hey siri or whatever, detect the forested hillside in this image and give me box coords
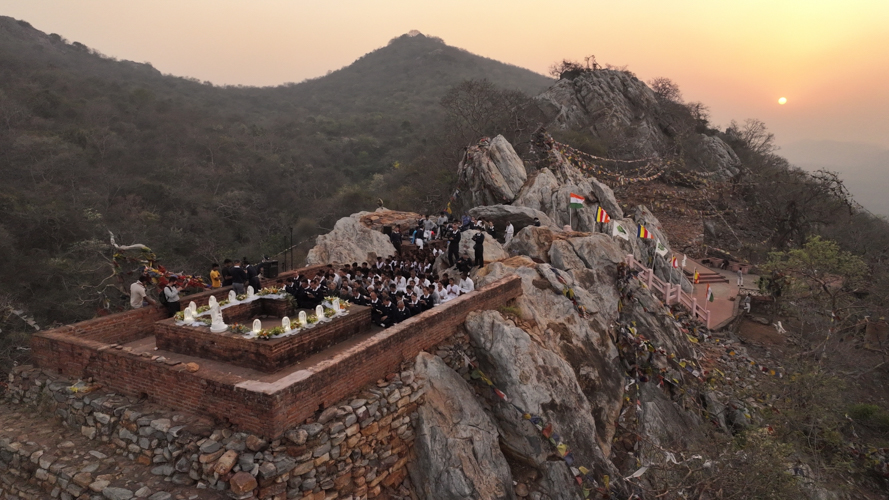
[0,18,550,326]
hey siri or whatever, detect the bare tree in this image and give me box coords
[648,77,683,103]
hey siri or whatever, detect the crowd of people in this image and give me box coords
[281,252,476,329]
[131,212,521,328]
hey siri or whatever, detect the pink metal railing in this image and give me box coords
[625,255,712,329]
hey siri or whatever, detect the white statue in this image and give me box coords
[183,308,194,322]
[188,301,197,315]
[228,290,237,303]
[332,298,340,313]
[208,296,217,309]
[282,316,291,331]
[209,304,228,333]
[247,286,255,298]
[315,304,324,321]
[252,319,262,334]
[298,310,307,327]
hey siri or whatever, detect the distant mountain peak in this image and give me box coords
[406,30,423,37]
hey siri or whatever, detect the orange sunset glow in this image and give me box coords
[3,0,888,148]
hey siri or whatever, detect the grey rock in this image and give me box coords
[102,487,134,500]
[408,352,514,500]
[306,210,397,265]
[456,134,528,209]
[198,440,221,454]
[147,493,171,500]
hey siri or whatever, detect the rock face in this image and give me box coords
[454,229,509,263]
[306,210,396,265]
[456,135,528,209]
[535,70,667,157]
[468,204,559,233]
[534,70,740,179]
[410,352,515,500]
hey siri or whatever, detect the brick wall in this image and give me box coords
[155,306,371,373]
[30,274,522,438]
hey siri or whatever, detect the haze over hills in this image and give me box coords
[0,16,551,323]
[781,139,889,217]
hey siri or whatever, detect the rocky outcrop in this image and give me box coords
[504,226,561,262]
[456,135,528,209]
[468,204,559,233]
[455,229,509,263]
[514,164,622,233]
[306,211,396,265]
[410,352,515,500]
[535,70,666,157]
[535,70,740,179]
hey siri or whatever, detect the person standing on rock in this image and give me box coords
[504,221,514,245]
[390,226,403,255]
[534,217,541,227]
[447,223,462,267]
[472,231,485,268]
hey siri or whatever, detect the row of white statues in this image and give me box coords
[182,292,343,338]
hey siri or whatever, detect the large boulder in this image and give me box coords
[465,310,622,484]
[514,165,623,234]
[409,352,515,500]
[469,204,559,235]
[456,135,528,209]
[455,229,508,263]
[504,226,560,263]
[306,211,395,265]
[474,262,624,461]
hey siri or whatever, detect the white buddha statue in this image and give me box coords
[209,304,227,333]
[282,316,291,332]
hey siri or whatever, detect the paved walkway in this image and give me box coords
[681,258,760,330]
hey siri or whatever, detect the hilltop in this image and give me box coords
[0,17,550,325]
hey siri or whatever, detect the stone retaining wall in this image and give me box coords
[4,330,472,500]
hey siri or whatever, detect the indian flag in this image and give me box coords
[637,225,653,239]
[569,193,585,209]
[595,206,611,223]
[706,284,714,302]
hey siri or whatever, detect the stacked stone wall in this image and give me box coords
[4,331,474,499]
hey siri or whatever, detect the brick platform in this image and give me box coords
[30,274,522,438]
[155,305,371,373]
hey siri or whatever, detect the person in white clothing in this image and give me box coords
[504,222,514,245]
[458,272,474,294]
[445,278,461,302]
[130,275,156,309]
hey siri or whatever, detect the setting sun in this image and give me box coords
[778,97,787,105]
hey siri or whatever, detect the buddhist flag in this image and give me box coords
[655,239,668,256]
[693,268,700,284]
[671,255,679,268]
[595,206,611,223]
[637,225,653,239]
[707,284,714,302]
[569,193,585,209]
[612,222,630,241]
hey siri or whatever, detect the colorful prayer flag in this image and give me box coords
[595,206,611,223]
[655,239,668,256]
[569,193,585,209]
[637,225,653,239]
[707,284,714,302]
[671,255,679,268]
[612,222,630,241]
[693,268,700,284]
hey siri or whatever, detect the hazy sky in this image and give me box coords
[3,0,889,149]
